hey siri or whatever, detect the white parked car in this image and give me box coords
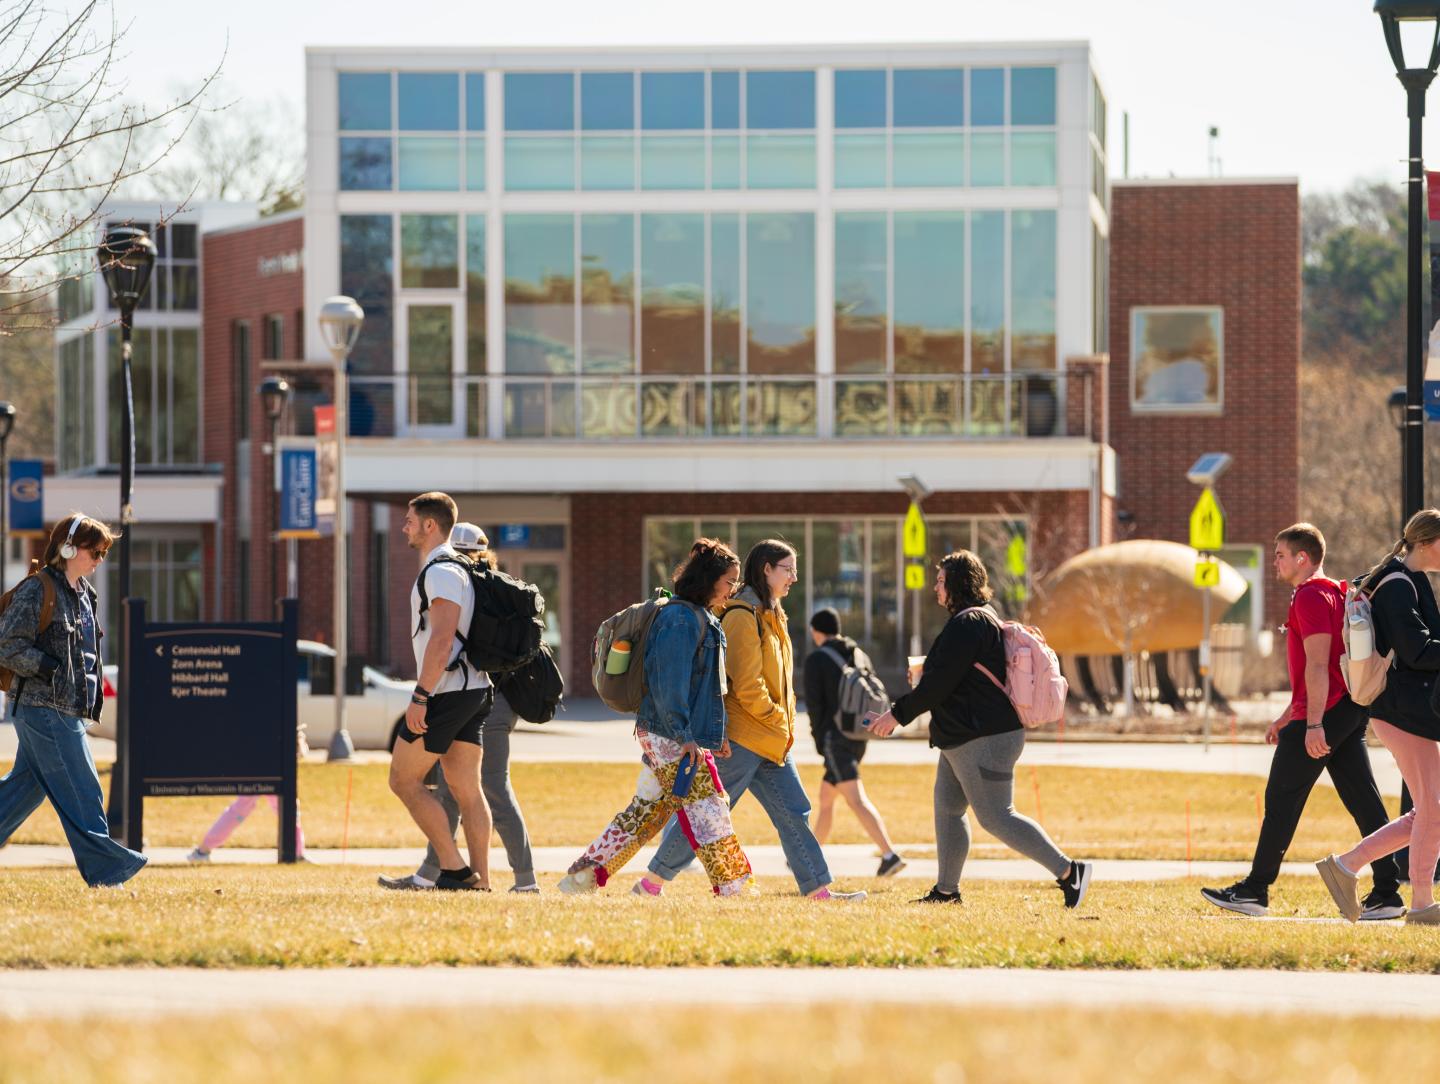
[94,640,418,751]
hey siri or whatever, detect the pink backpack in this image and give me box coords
[959,607,1069,729]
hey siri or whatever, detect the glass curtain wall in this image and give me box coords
[502,68,815,192]
[104,327,200,466]
[340,71,485,192]
[501,211,818,439]
[834,65,1057,189]
[833,209,1055,437]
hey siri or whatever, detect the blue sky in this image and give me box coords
[117,0,1417,195]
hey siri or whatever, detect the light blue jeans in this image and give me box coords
[649,742,831,896]
[0,702,147,886]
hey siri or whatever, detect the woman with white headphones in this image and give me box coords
[0,513,147,886]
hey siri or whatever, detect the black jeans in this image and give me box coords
[1249,696,1399,893]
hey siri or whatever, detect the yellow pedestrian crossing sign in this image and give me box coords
[1189,487,1225,553]
[1194,560,1220,588]
[903,502,927,559]
[905,563,926,590]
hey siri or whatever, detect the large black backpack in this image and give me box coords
[495,642,564,723]
[416,556,545,676]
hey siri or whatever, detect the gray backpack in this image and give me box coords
[819,644,890,741]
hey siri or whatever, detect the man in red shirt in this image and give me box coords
[1202,523,1402,919]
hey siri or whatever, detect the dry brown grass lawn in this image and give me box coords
[1,867,1438,971]
[1,760,1384,862]
[4,1002,1440,1083]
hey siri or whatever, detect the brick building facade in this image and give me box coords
[1108,179,1301,631]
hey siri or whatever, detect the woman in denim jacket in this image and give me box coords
[0,514,147,886]
[559,539,752,896]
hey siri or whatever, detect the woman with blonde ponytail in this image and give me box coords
[1317,509,1440,924]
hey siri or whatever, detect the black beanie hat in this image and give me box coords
[809,607,841,636]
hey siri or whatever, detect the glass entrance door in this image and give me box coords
[401,298,463,437]
[498,552,567,676]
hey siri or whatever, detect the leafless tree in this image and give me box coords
[132,84,303,215]
[0,0,219,329]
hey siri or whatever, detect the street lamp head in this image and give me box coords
[1389,385,1408,430]
[318,296,365,357]
[96,227,157,314]
[1376,0,1440,74]
[0,401,15,443]
[258,377,292,424]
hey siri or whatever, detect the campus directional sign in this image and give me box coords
[903,502,927,559]
[1189,487,1225,553]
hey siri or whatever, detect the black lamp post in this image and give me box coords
[259,376,292,613]
[0,401,15,593]
[1376,0,1440,521]
[97,226,156,838]
[1390,384,1408,534]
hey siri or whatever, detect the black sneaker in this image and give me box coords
[1200,881,1268,917]
[913,885,962,904]
[1359,888,1406,921]
[434,872,490,892]
[1057,860,1093,910]
[876,853,908,878]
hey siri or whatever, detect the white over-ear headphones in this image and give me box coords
[58,514,85,561]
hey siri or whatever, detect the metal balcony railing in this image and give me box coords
[342,369,1097,443]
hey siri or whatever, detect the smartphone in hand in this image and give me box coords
[672,753,698,798]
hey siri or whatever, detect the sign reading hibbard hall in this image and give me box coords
[119,599,299,860]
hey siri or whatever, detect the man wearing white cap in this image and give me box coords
[379,522,538,892]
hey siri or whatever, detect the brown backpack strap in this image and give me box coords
[36,573,55,634]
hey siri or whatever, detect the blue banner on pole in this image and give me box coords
[279,448,318,536]
[1427,379,1440,423]
[7,459,43,533]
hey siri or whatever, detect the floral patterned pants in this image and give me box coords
[569,730,751,896]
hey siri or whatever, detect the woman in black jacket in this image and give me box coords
[1317,510,1440,924]
[868,550,1090,909]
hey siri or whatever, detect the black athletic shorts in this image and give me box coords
[397,687,493,754]
[820,729,867,785]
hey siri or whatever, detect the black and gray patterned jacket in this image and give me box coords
[0,566,104,721]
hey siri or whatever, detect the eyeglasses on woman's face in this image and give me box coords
[772,562,798,580]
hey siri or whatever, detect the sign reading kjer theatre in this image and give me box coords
[118,599,300,861]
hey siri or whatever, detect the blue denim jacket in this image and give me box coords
[635,601,727,749]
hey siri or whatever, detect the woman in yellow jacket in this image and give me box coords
[638,539,867,902]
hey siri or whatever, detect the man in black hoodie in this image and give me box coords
[804,608,905,877]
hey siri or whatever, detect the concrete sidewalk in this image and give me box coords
[0,841,1322,885]
[3,966,1439,1021]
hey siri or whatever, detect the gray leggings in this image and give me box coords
[417,699,535,887]
[935,728,1070,893]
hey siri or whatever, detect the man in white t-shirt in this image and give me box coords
[387,491,494,891]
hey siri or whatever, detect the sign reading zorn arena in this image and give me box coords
[119,599,299,861]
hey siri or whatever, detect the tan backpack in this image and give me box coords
[1340,571,1414,707]
[591,593,706,713]
[0,562,57,694]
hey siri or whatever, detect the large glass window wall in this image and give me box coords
[104,327,201,466]
[339,71,486,192]
[503,68,815,192]
[833,208,1057,437]
[501,210,816,438]
[834,66,1057,189]
[338,204,1062,440]
[644,515,1029,677]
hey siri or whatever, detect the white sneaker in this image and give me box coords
[509,883,540,894]
[185,848,210,864]
[816,888,867,902]
[557,868,598,895]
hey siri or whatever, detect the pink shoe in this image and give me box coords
[631,877,663,897]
